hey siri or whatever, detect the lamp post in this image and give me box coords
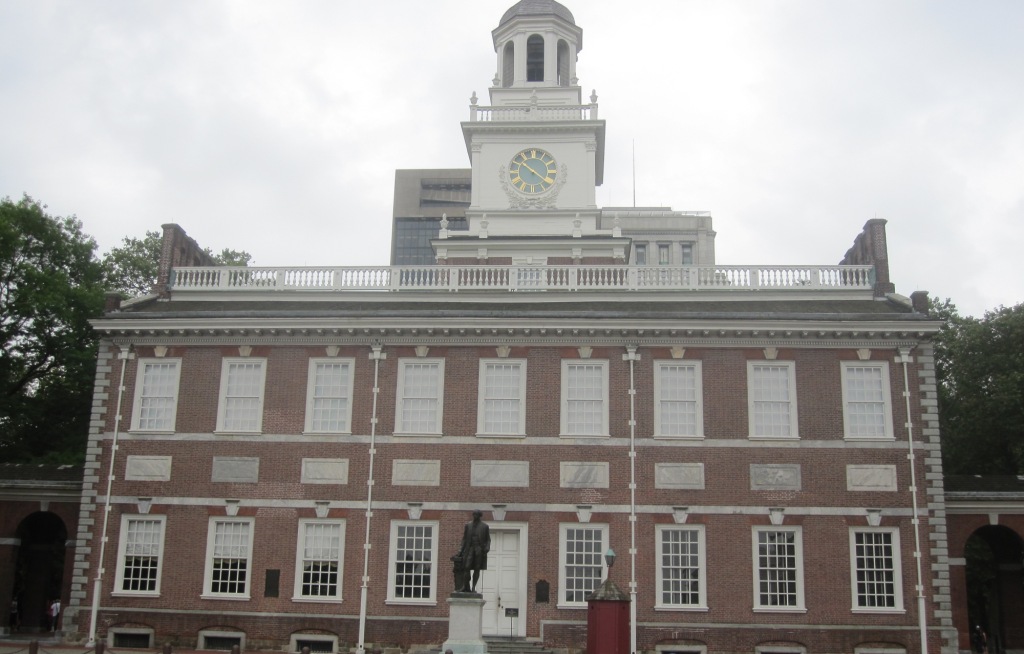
[604,547,616,577]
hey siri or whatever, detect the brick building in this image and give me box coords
[52,2,1017,654]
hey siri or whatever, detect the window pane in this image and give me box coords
[757,530,798,607]
[854,531,897,608]
[563,527,603,603]
[846,366,887,437]
[122,518,163,592]
[394,524,433,599]
[211,521,250,594]
[566,364,604,435]
[400,363,440,433]
[311,362,351,432]
[660,528,700,606]
[483,362,521,433]
[659,364,698,436]
[301,522,342,598]
[751,365,792,436]
[222,362,263,431]
[137,362,178,430]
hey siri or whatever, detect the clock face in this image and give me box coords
[508,148,557,194]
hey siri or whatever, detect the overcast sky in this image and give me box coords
[2,0,1022,317]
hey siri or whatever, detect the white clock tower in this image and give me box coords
[436,0,627,265]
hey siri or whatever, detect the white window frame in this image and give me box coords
[386,520,439,605]
[841,361,895,440]
[849,527,905,613]
[113,514,166,596]
[130,358,181,432]
[215,358,267,433]
[558,523,608,609]
[657,242,671,265]
[635,243,648,265]
[477,358,527,437]
[560,360,610,438]
[747,361,799,439]
[655,524,707,610]
[654,361,704,439]
[395,358,445,435]
[293,519,346,602]
[304,358,355,434]
[202,517,255,599]
[752,526,805,612]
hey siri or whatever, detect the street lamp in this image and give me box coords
[604,547,616,575]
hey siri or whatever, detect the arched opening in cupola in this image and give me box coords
[526,34,544,82]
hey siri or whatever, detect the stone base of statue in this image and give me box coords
[441,592,487,654]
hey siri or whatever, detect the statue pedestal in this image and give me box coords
[441,592,487,654]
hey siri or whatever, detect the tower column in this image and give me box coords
[544,30,557,84]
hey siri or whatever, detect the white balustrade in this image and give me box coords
[470,104,596,122]
[169,264,874,294]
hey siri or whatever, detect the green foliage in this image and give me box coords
[933,298,1024,475]
[102,233,252,297]
[0,196,106,463]
[207,247,252,267]
[102,230,161,296]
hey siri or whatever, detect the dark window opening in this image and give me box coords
[113,633,153,648]
[295,640,334,654]
[527,35,544,82]
[202,636,242,651]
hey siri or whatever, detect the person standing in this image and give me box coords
[48,598,61,632]
[8,598,18,633]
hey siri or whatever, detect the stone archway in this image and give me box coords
[12,512,68,633]
[963,525,1024,654]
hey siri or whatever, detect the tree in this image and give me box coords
[102,231,252,296]
[0,196,106,463]
[933,298,1024,475]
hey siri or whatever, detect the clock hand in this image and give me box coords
[520,161,545,179]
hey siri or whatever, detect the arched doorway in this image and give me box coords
[964,525,1024,654]
[12,512,67,633]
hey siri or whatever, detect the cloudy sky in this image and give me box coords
[2,0,1022,317]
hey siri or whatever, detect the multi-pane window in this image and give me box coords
[217,359,266,433]
[658,243,671,265]
[850,528,903,611]
[655,361,703,438]
[131,359,181,431]
[114,516,165,595]
[635,244,648,265]
[559,524,607,607]
[561,361,609,437]
[388,521,437,603]
[842,362,894,439]
[748,362,798,438]
[395,360,444,434]
[478,360,526,436]
[680,242,694,265]
[656,526,706,608]
[753,527,804,610]
[294,520,345,600]
[305,359,354,433]
[204,519,253,598]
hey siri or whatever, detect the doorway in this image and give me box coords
[479,526,527,638]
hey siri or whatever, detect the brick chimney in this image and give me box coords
[152,224,217,298]
[840,219,895,298]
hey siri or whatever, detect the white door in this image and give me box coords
[480,530,521,636]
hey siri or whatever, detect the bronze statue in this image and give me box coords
[453,509,490,593]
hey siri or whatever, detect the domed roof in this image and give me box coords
[498,0,576,27]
